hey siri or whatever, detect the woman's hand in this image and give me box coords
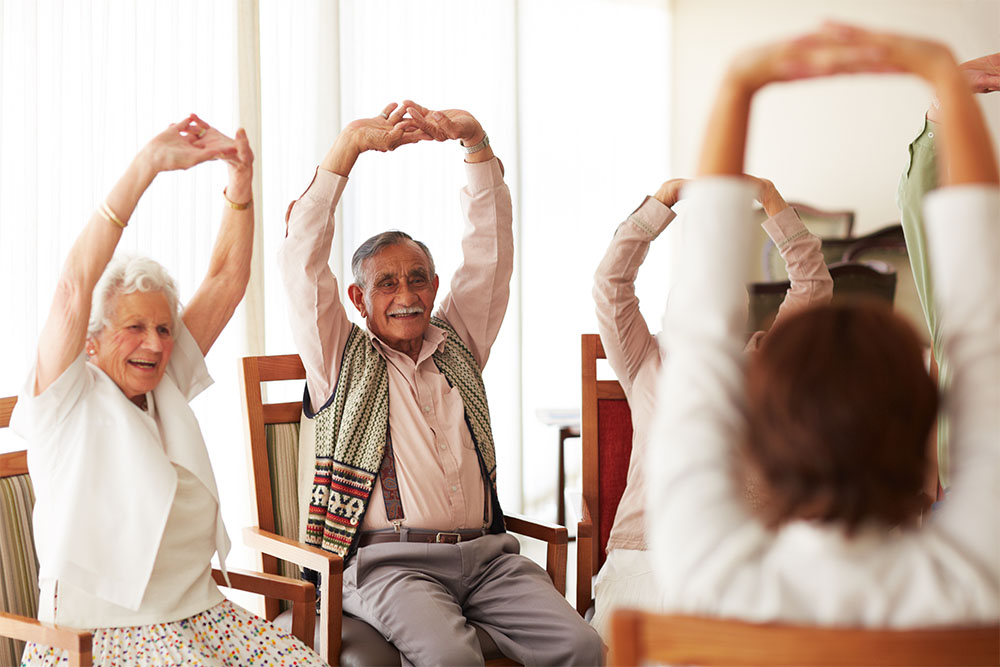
[139,114,236,175]
[746,176,789,218]
[185,115,254,203]
[653,178,688,208]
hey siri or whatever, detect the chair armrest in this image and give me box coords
[0,612,92,666]
[576,497,595,617]
[242,526,342,664]
[213,567,314,602]
[243,526,343,575]
[213,567,315,648]
[504,513,568,545]
[503,513,567,596]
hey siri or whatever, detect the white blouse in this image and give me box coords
[646,179,998,626]
[12,323,231,625]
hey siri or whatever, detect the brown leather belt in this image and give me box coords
[357,529,487,548]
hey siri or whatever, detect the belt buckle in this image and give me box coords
[435,531,462,544]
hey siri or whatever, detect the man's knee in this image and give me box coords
[398,630,484,667]
[546,621,604,666]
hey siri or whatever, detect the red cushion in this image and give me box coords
[596,399,633,567]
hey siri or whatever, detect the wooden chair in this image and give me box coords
[576,334,633,618]
[760,202,856,280]
[240,353,569,666]
[608,608,1000,666]
[748,259,897,333]
[0,396,315,667]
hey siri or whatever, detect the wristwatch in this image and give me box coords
[461,133,490,154]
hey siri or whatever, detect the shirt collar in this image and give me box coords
[367,321,448,365]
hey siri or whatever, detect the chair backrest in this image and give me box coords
[579,335,633,612]
[240,354,308,622]
[0,396,40,666]
[749,260,897,333]
[609,609,1000,666]
[761,203,856,280]
[844,224,928,345]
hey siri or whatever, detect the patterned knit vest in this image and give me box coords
[304,317,504,557]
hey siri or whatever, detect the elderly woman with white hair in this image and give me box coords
[11,116,325,665]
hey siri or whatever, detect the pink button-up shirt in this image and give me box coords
[278,159,513,532]
[594,196,833,552]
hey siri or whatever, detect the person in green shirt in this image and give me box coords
[898,52,999,491]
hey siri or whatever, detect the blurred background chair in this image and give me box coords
[576,334,633,618]
[749,260,897,333]
[0,396,316,667]
[241,353,568,666]
[608,608,1000,666]
[844,224,927,345]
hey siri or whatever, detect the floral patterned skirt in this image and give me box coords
[21,600,326,666]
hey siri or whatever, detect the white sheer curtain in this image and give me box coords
[0,0,267,607]
[1,0,672,570]
[258,0,672,516]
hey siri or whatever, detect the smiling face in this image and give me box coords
[89,289,175,405]
[348,241,439,361]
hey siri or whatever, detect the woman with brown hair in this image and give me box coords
[646,24,998,625]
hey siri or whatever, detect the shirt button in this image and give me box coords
[927,132,934,138]
[451,485,458,492]
[349,517,359,526]
[423,405,431,413]
[439,443,447,451]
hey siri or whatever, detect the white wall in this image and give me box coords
[670,0,1000,233]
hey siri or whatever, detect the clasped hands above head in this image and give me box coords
[343,100,486,154]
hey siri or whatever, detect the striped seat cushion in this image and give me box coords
[0,472,38,666]
[266,421,301,585]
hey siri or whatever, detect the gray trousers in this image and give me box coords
[342,533,604,666]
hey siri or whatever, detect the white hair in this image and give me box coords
[87,255,181,338]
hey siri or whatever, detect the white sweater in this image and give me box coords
[646,179,999,626]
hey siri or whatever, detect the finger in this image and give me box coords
[380,102,398,120]
[402,99,428,115]
[387,103,408,125]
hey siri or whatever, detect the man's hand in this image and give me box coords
[652,179,687,208]
[401,100,485,145]
[321,102,422,177]
[927,52,1000,122]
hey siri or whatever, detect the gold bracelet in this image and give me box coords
[223,187,252,211]
[100,201,127,229]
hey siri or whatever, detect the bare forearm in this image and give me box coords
[697,82,754,177]
[321,129,361,177]
[932,69,999,185]
[36,154,158,393]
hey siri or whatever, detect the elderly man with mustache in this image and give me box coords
[279,101,601,666]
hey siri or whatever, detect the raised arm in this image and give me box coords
[400,102,513,367]
[750,177,832,339]
[837,26,999,186]
[279,103,423,410]
[593,179,683,394]
[35,116,230,396]
[182,117,255,355]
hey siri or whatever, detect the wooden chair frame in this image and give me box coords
[241,353,569,666]
[576,334,629,617]
[0,397,316,666]
[609,608,1000,666]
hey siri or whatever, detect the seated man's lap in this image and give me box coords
[343,533,602,665]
